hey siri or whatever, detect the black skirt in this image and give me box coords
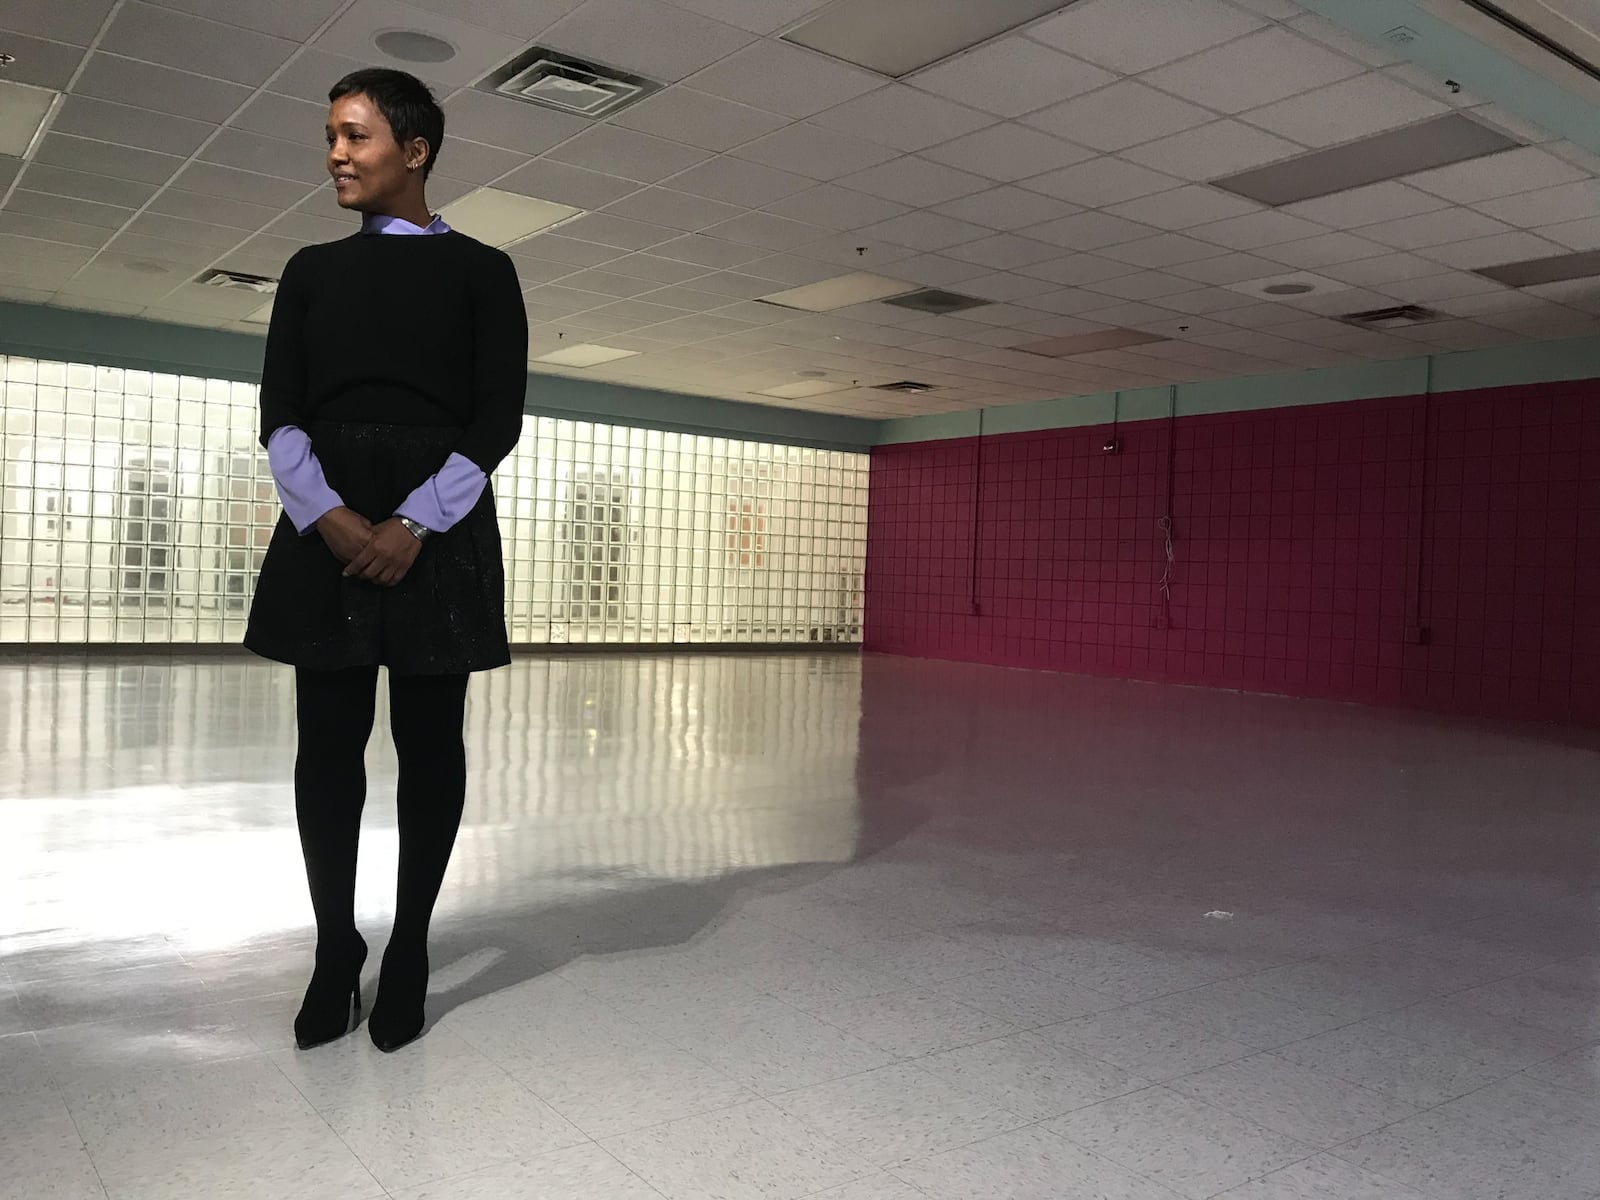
[245,420,510,676]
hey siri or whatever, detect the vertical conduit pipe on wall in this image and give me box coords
[968,406,985,617]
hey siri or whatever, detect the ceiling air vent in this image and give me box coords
[881,288,988,315]
[1337,304,1445,329]
[876,380,935,393]
[480,46,658,117]
[197,268,277,294]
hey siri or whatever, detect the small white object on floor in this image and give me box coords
[1204,910,1235,920]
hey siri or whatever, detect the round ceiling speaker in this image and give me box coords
[374,30,457,63]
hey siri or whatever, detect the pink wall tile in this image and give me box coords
[865,380,1600,725]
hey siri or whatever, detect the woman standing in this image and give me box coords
[245,68,528,1052]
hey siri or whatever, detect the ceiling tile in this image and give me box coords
[228,91,329,145]
[593,252,712,283]
[1027,0,1265,74]
[1167,252,1289,285]
[555,212,679,250]
[0,31,87,89]
[686,40,882,120]
[1405,146,1586,204]
[668,156,813,207]
[106,230,226,267]
[729,123,900,182]
[1474,180,1600,227]
[441,90,588,156]
[1421,231,1566,271]
[554,268,662,298]
[1097,233,1228,269]
[855,211,993,252]
[763,183,911,228]
[920,124,1094,183]
[1281,181,1450,228]
[33,134,185,187]
[1359,207,1513,250]
[201,129,328,184]
[1379,272,1507,305]
[812,86,995,153]
[1104,185,1261,230]
[1023,81,1212,153]
[101,1,296,86]
[1318,251,1450,286]
[1023,158,1182,207]
[601,187,746,231]
[22,165,156,209]
[73,53,254,123]
[703,211,825,251]
[1085,270,1200,301]
[1188,210,1327,250]
[1015,254,1142,287]
[1144,28,1365,115]
[658,0,830,34]
[7,191,134,232]
[931,186,1080,231]
[836,157,990,206]
[958,272,1060,302]
[1120,121,1304,182]
[1242,72,1447,149]
[1259,231,1390,270]
[143,188,276,230]
[799,231,917,267]
[0,212,113,249]
[1537,215,1600,252]
[1023,211,1159,251]
[497,159,642,209]
[612,87,789,154]
[534,0,756,82]
[908,36,1114,118]
[392,0,583,38]
[1286,12,1401,69]
[2,0,117,44]
[888,254,993,287]
[50,95,213,159]
[740,253,840,284]
[545,125,711,183]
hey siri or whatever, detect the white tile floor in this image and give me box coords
[2,651,1599,1199]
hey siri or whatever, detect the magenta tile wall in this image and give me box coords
[865,380,1600,724]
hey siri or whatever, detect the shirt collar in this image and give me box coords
[360,211,451,236]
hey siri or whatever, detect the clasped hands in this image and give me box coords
[316,506,420,587]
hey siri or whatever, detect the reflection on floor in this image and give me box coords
[2,652,1598,1200]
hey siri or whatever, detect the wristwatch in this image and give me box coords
[397,516,432,542]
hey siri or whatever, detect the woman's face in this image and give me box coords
[325,92,423,212]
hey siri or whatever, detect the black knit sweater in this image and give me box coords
[257,230,530,473]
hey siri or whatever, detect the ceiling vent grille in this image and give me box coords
[1337,304,1445,329]
[880,288,988,315]
[876,380,935,393]
[481,47,658,117]
[197,268,277,294]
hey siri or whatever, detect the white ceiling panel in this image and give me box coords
[1023,211,1161,251]
[1473,180,1600,227]
[441,90,589,155]
[1105,185,1262,230]
[729,123,899,181]
[836,157,991,207]
[394,0,584,38]
[921,124,1094,183]
[685,40,882,119]
[1190,210,1327,249]
[1022,158,1182,207]
[1027,0,1266,74]
[545,125,712,183]
[1280,181,1449,228]
[102,1,298,87]
[1143,27,1364,115]
[668,156,813,207]
[908,36,1115,118]
[1097,233,1229,269]
[1024,81,1212,153]
[73,53,253,123]
[601,187,745,232]
[1406,146,1587,204]
[763,183,911,229]
[1420,231,1566,271]
[812,86,995,153]
[1360,207,1515,250]
[855,212,995,252]
[1120,121,1305,181]
[1241,72,1447,148]
[610,88,788,153]
[1258,231,1389,270]
[537,0,756,82]
[932,187,1080,230]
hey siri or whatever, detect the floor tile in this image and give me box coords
[1215,1152,1431,1198]
[916,1030,1149,1120]
[770,1062,1027,1167]
[321,1071,586,1192]
[1368,995,1584,1072]
[517,1040,757,1138]
[1049,1086,1314,1200]
[387,1143,662,1199]
[1524,1040,1600,1097]
[801,987,1018,1059]
[602,1098,876,1200]
[667,999,898,1093]
[268,1025,508,1113]
[15,963,210,1032]
[1450,973,1600,1040]
[1037,939,1216,1003]
[1275,1021,1512,1107]
[1038,1006,1254,1081]
[1167,1052,1416,1147]
[893,1124,1182,1199]
[1144,977,1352,1049]
[931,963,1119,1028]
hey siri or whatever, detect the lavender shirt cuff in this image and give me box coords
[394,453,487,532]
[267,426,343,534]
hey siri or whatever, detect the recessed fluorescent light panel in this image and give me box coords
[758,380,856,398]
[1475,248,1600,287]
[1018,328,1168,357]
[533,344,639,367]
[757,272,918,312]
[439,188,582,248]
[0,79,61,158]
[783,0,1076,78]
[1212,114,1518,206]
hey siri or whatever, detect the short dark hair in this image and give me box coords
[329,68,445,178]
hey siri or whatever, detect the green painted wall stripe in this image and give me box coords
[875,335,1600,445]
[0,301,879,452]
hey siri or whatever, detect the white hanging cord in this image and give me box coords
[1157,514,1174,603]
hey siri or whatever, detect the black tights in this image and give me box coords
[294,666,469,956]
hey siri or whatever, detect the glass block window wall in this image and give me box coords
[0,356,867,646]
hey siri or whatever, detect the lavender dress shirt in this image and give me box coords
[266,210,491,535]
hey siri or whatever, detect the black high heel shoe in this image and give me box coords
[294,934,367,1051]
[368,943,428,1053]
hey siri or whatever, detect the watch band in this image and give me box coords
[397,516,432,542]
